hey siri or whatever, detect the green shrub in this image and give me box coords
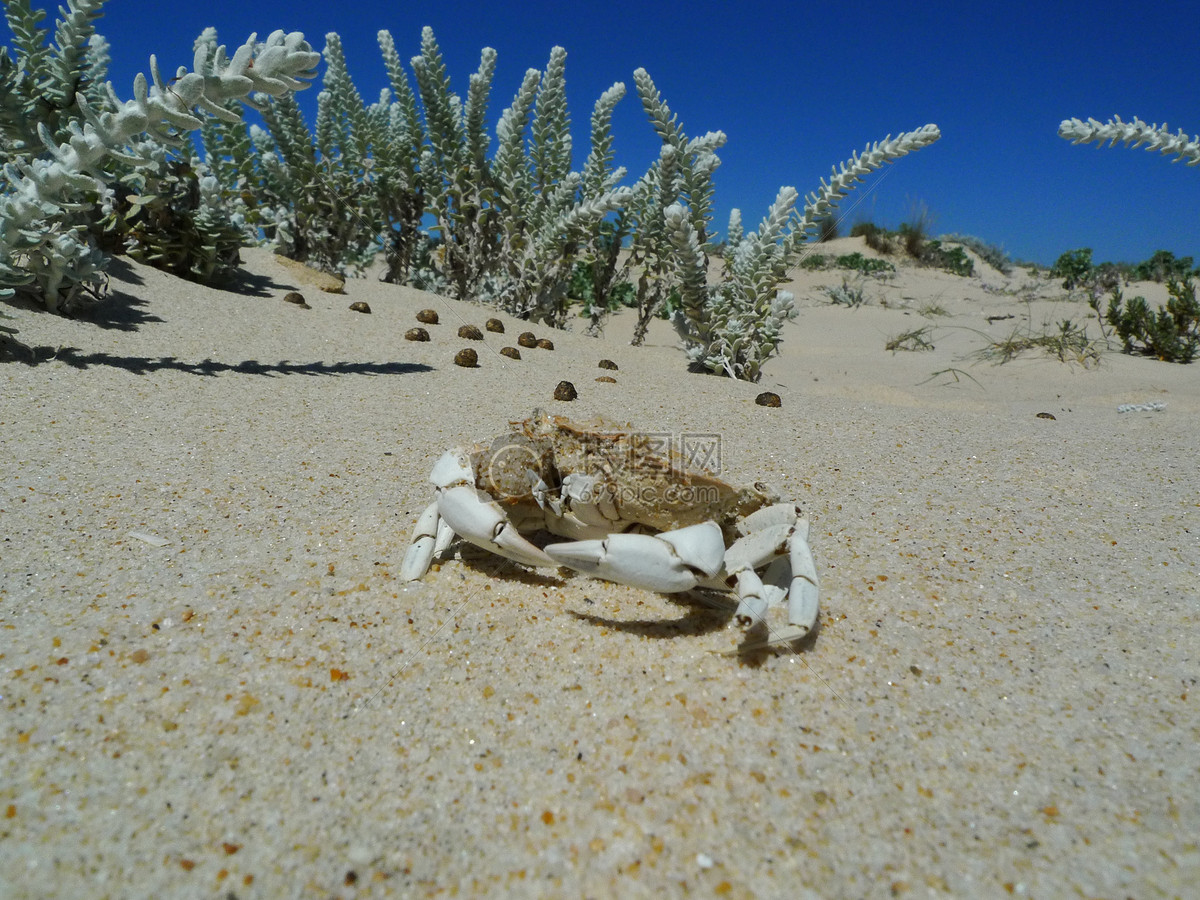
[1131,250,1197,283]
[921,241,974,277]
[1104,278,1200,362]
[834,251,893,275]
[97,155,247,284]
[941,233,1012,275]
[1050,248,1094,290]
[798,252,828,270]
[852,221,896,255]
[570,259,635,321]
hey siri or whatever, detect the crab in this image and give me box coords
[401,409,819,643]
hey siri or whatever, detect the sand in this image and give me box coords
[2,242,1197,897]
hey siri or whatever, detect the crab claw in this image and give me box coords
[544,521,724,593]
[438,484,556,569]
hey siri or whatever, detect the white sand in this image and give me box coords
[2,243,1197,897]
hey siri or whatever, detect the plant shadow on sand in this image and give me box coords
[1,255,294,336]
[0,264,159,334]
[2,346,432,376]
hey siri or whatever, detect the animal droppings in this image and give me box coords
[596,375,617,383]
[416,309,439,324]
[458,324,483,339]
[553,381,578,401]
[282,291,310,308]
[454,348,479,367]
[486,318,505,333]
[598,359,618,370]
[1035,411,1056,420]
[500,347,521,360]
[517,332,539,348]
[349,301,371,314]
[536,339,555,351]
[755,392,782,407]
[405,327,430,342]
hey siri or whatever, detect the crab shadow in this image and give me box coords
[567,583,820,664]
[567,590,734,642]
[453,553,569,589]
[448,553,818,663]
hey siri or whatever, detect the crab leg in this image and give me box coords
[401,501,442,581]
[720,505,820,635]
[399,501,461,581]
[787,527,819,633]
[544,521,725,593]
[732,569,769,625]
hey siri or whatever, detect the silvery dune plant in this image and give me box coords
[409,27,630,324]
[1058,115,1200,167]
[2,4,945,386]
[622,67,725,346]
[208,28,426,280]
[0,0,319,312]
[667,126,942,381]
[486,48,632,327]
[240,31,388,276]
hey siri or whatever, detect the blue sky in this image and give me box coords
[7,0,1200,265]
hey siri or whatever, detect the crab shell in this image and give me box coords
[471,409,777,542]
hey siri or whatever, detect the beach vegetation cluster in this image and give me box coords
[0,0,320,312]
[849,220,974,277]
[1050,246,1200,362]
[939,233,1013,275]
[1129,249,1198,283]
[667,123,941,381]
[796,251,895,275]
[1049,248,1096,290]
[1104,278,1200,363]
[0,1,941,381]
[978,316,1102,367]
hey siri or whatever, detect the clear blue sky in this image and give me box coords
[7,0,1200,265]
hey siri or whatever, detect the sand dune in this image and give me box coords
[2,243,1197,896]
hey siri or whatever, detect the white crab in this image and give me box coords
[401,409,819,642]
